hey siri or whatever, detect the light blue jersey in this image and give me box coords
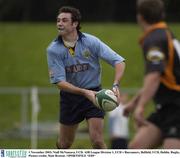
[47,32,125,88]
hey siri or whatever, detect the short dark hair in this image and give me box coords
[58,6,81,31]
[137,0,165,24]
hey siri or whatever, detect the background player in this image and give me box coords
[124,0,180,149]
[109,93,129,149]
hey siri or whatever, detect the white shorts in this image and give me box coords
[109,104,129,138]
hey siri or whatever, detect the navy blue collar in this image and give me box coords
[55,31,85,43]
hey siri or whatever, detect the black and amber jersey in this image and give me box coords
[140,22,180,106]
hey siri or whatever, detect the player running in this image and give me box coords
[124,0,180,149]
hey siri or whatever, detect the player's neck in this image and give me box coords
[62,31,78,48]
[137,15,152,32]
[62,31,78,43]
[141,22,152,32]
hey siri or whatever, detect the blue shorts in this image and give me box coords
[59,86,105,125]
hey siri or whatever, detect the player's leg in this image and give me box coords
[87,118,107,149]
[58,90,83,149]
[163,138,180,148]
[128,122,162,149]
[56,123,78,149]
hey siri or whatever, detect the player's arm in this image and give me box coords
[112,62,125,104]
[123,90,142,116]
[137,71,161,107]
[94,39,125,103]
[124,72,160,117]
[135,41,165,117]
[133,71,161,127]
[57,81,96,104]
[113,62,125,86]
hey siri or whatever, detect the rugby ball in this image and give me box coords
[95,89,118,112]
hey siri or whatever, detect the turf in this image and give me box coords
[0,22,179,148]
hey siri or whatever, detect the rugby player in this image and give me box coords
[124,0,180,149]
[46,6,125,149]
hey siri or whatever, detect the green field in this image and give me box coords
[0,22,180,148]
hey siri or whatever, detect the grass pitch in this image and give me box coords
[0,22,179,148]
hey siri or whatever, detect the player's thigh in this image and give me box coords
[87,118,104,139]
[129,122,162,149]
[163,138,180,149]
[59,123,78,142]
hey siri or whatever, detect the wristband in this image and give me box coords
[113,83,119,88]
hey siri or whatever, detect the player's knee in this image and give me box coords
[89,128,106,148]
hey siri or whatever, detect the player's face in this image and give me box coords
[56,13,77,36]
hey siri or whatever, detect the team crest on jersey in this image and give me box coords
[83,50,91,58]
[146,47,165,63]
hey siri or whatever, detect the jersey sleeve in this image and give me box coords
[143,31,166,74]
[47,49,66,84]
[94,38,125,66]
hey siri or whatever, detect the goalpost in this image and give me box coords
[30,86,40,149]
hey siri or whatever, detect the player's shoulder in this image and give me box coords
[47,37,62,54]
[142,29,168,52]
[79,32,102,49]
[145,29,167,44]
[81,32,100,42]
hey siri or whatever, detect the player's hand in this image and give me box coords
[123,101,135,117]
[83,89,96,105]
[112,84,120,104]
[133,105,148,129]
